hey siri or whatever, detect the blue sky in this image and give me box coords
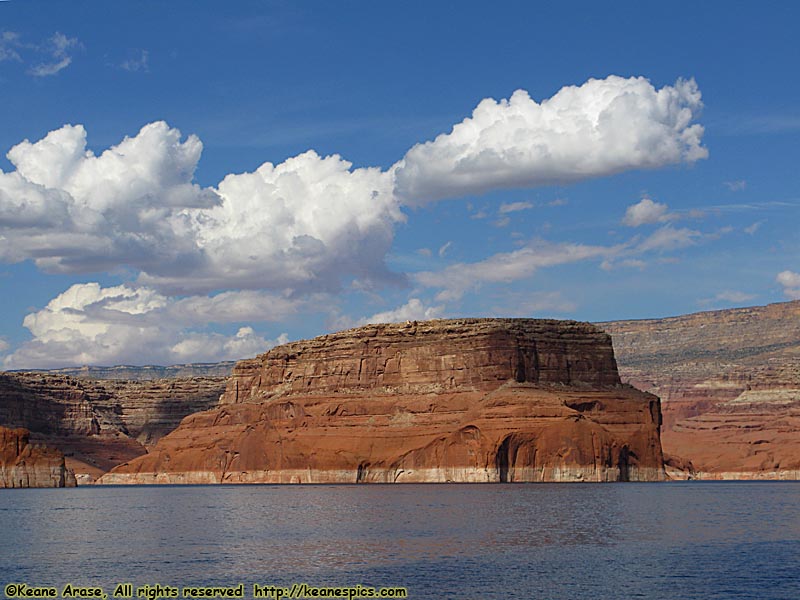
[0,1,798,368]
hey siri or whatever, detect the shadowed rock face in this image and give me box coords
[599,300,800,479]
[0,426,76,488]
[0,373,227,479]
[102,319,664,484]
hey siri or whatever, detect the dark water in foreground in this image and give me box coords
[1,483,799,599]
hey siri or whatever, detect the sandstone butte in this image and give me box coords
[0,425,76,488]
[98,318,665,484]
[599,299,800,480]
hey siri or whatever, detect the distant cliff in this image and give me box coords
[0,372,227,481]
[599,300,800,479]
[102,319,665,484]
[0,426,76,488]
[16,362,236,381]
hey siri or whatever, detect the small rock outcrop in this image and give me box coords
[0,426,76,488]
[102,319,665,484]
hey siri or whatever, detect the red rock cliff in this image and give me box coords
[102,319,664,484]
[0,426,76,488]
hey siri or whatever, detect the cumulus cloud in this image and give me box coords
[28,32,80,77]
[623,197,671,226]
[0,75,714,366]
[777,271,800,300]
[0,122,403,294]
[3,282,293,369]
[394,76,707,205]
[415,240,618,302]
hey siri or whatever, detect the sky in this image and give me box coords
[0,1,798,369]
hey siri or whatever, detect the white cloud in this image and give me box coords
[28,32,80,77]
[636,225,701,252]
[744,220,764,235]
[0,31,23,62]
[703,290,757,304]
[438,241,452,258]
[622,197,671,226]
[0,122,403,295]
[491,291,577,317]
[601,258,647,271]
[724,180,747,192]
[393,76,707,205]
[328,298,445,331]
[0,338,8,353]
[499,201,534,214]
[362,298,444,325]
[416,240,618,302]
[3,282,295,368]
[777,271,800,300]
[121,49,149,73]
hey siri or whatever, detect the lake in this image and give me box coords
[1,483,798,599]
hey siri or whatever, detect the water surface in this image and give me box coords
[1,483,798,599]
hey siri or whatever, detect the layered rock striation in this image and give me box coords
[0,426,76,488]
[30,362,236,381]
[599,300,800,479]
[102,319,665,484]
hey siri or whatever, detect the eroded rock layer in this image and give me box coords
[0,426,76,488]
[599,300,800,479]
[102,319,664,484]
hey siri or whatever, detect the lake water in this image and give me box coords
[1,483,798,599]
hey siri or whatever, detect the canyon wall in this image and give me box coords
[0,372,226,480]
[0,426,76,488]
[599,300,800,479]
[102,319,664,484]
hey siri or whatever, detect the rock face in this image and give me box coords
[0,426,76,488]
[0,372,227,480]
[102,319,665,484]
[599,300,800,479]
